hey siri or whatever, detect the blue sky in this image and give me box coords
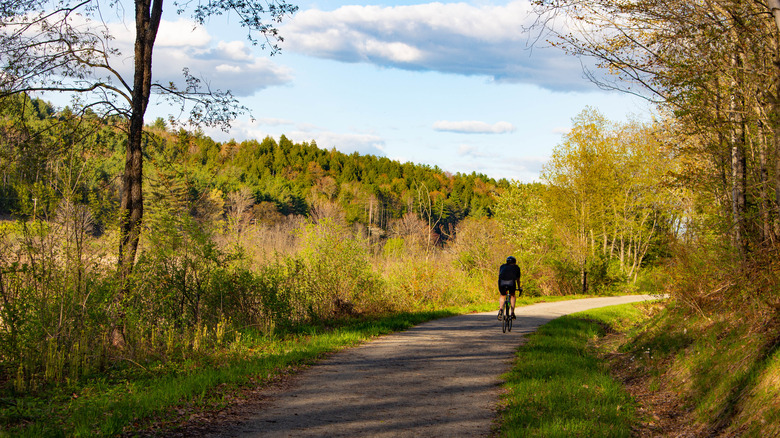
[107,0,653,181]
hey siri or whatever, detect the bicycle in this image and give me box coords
[501,297,512,333]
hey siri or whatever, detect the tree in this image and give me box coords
[540,108,673,292]
[531,0,780,256]
[1,0,296,266]
[493,181,552,292]
[1,0,296,344]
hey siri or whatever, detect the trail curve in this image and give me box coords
[201,295,660,437]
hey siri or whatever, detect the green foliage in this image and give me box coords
[0,219,115,393]
[0,95,122,230]
[383,237,405,258]
[494,181,555,294]
[2,97,501,242]
[495,110,677,296]
[298,219,385,317]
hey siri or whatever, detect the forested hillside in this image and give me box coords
[1,97,504,239]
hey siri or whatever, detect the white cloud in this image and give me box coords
[446,155,548,182]
[101,18,292,97]
[156,19,212,47]
[363,40,423,63]
[216,41,253,61]
[216,64,243,73]
[282,0,596,91]
[434,120,516,134]
[294,131,386,156]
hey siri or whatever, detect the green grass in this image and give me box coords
[619,303,780,437]
[497,303,650,438]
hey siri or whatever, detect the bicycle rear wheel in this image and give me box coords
[502,301,511,333]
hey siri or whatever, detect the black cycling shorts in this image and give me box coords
[498,284,516,296]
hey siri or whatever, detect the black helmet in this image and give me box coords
[506,256,516,264]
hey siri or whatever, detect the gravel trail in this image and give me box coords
[207,295,659,437]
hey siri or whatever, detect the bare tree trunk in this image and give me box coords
[112,0,163,348]
[769,0,780,32]
[770,1,780,240]
[581,258,588,294]
[731,131,747,255]
[730,50,747,258]
[756,121,773,244]
[774,103,780,236]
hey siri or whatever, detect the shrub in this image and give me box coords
[297,219,385,317]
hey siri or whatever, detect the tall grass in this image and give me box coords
[0,309,460,437]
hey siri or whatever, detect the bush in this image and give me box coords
[297,219,386,317]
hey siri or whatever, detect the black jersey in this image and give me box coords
[498,263,521,286]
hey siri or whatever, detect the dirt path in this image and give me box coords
[200,295,659,437]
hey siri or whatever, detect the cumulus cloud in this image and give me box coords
[434,120,516,134]
[282,0,595,91]
[105,18,292,97]
[156,20,212,47]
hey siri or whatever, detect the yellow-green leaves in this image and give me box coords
[497,108,676,294]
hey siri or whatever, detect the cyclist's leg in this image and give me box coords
[509,290,516,317]
[498,287,507,319]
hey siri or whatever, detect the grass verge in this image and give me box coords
[497,302,654,437]
[611,302,780,437]
[2,309,459,437]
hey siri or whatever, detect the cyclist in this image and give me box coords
[498,256,522,320]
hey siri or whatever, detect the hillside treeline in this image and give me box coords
[0,96,503,238]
